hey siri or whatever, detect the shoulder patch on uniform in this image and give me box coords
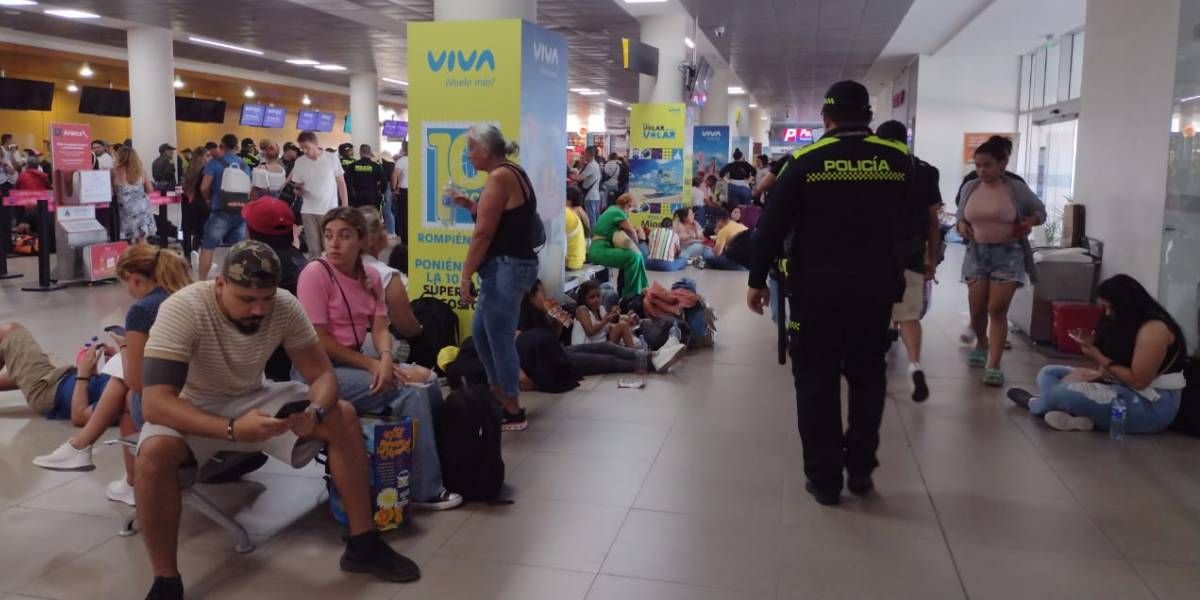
[864,135,909,155]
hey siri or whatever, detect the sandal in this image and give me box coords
[982,368,1005,387]
[967,349,988,368]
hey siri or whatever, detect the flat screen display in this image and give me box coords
[262,106,286,128]
[0,78,54,110]
[239,103,265,127]
[316,112,335,133]
[382,120,408,139]
[343,114,352,134]
[297,109,320,130]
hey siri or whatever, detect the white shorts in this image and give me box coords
[892,269,926,323]
[136,381,324,469]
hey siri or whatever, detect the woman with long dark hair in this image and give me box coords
[956,135,1045,387]
[1007,275,1189,433]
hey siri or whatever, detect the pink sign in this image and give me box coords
[3,190,55,209]
[49,123,93,172]
[86,242,128,280]
[149,192,181,206]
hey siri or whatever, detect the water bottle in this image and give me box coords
[1109,397,1127,441]
[668,323,682,345]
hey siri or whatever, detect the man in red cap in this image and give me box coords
[243,197,308,296]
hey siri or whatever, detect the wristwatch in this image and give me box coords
[306,405,327,425]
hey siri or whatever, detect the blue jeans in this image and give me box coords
[201,212,247,250]
[585,198,602,232]
[727,183,752,206]
[692,206,707,229]
[705,255,747,271]
[474,256,539,398]
[679,241,713,261]
[646,257,687,271]
[1029,365,1182,433]
[382,188,397,235]
[291,364,446,502]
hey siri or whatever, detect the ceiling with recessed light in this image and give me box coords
[0,0,643,107]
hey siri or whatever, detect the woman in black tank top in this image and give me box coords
[457,125,541,432]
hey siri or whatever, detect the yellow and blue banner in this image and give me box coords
[692,125,730,182]
[628,102,686,226]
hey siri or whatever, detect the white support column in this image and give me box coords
[350,73,381,152]
[434,0,535,21]
[699,68,730,125]
[637,13,689,104]
[126,27,176,169]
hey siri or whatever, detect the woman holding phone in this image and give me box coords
[956,136,1045,387]
[1006,275,1189,433]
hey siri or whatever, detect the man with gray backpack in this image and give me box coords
[197,134,252,280]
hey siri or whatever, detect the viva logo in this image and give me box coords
[427,49,496,72]
[532,42,559,65]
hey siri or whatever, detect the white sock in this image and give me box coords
[908,362,922,375]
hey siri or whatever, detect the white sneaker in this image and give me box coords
[106,478,136,506]
[1044,411,1095,432]
[411,489,463,511]
[32,441,94,471]
[652,341,686,373]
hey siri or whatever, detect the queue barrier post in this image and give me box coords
[21,197,65,292]
[0,203,23,280]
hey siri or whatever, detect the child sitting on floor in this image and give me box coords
[572,280,639,347]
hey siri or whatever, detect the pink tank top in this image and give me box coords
[965,181,1017,244]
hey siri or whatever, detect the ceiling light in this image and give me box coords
[66,80,78,93]
[760,116,769,121]
[569,87,590,93]
[606,98,624,106]
[173,75,184,89]
[728,86,746,95]
[286,58,320,66]
[243,86,255,99]
[0,1,38,6]
[187,36,264,56]
[622,0,668,3]
[44,8,98,18]
[301,94,312,106]
[1179,95,1200,103]
[78,62,93,78]
[684,37,695,49]
[579,90,604,96]
[382,77,408,86]
[314,64,346,71]
[748,103,757,108]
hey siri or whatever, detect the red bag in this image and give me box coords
[12,234,37,255]
[1052,301,1104,354]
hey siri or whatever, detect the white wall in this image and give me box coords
[913,53,1019,203]
[1073,0,1181,290]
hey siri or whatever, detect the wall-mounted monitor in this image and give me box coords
[382,120,408,139]
[175,97,226,123]
[262,106,286,128]
[0,78,54,110]
[239,103,265,127]
[316,111,335,133]
[343,114,352,134]
[79,87,130,117]
[297,109,320,130]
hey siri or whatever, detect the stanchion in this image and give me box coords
[158,203,170,249]
[0,203,24,281]
[21,199,65,292]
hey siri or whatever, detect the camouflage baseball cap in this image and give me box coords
[221,240,281,289]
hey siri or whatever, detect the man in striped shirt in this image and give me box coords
[135,241,420,600]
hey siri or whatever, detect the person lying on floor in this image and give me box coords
[0,325,114,425]
[32,245,193,507]
[1007,275,1188,433]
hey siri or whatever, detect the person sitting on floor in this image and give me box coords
[572,280,640,348]
[705,208,750,271]
[33,245,193,507]
[587,193,649,298]
[673,207,715,267]
[134,241,423,599]
[1007,275,1189,433]
[644,217,689,272]
[294,207,461,511]
[565,186,588,271]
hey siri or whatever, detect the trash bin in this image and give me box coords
[1010,247,1101,343]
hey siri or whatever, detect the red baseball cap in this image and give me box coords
[242,197,295,236]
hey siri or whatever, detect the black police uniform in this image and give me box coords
[347,157,385,208]
[750,126,918,497]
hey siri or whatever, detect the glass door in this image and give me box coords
[1028,118,1079,245]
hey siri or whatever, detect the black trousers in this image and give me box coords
[787,279,893,494]
[394,188,409,245]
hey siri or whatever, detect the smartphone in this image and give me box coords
[617,378,645,389]
[275,400,310,419]
[104,325,127,337]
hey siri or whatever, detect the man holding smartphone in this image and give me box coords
[135,241,420,600]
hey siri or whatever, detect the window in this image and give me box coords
[1069,32,1085,99]
[1019,54,1032,112]
[1045,42,1061,106]
[1031,47,1046,109]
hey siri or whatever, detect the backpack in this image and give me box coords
[1170,357,1200,437]
[408,296,460,370]
[434,384,505,501]
[723,229,754,269]
[217,156,251,213]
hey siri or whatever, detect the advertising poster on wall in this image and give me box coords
[628,102,686,226]
[692,125,729,181]
[731,136,751,160]
[408,19,567,329]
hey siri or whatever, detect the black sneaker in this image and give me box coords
[911,370,929,403]
[501,408,528,432]
[847,474,874,496]
[340,530,421,583]
[1007,388,1034,410]
[145,576,183,600]
[805,480,841,506]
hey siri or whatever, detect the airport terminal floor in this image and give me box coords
[2,248,1198,600]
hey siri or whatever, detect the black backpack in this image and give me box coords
[1170,357,1200,437]
[434,384,505,501]
[408,296,459,370]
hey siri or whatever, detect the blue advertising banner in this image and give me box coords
[692,125,729,181]
[731,136,751,160]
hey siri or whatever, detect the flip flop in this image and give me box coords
[968,349,988,368]
[982,368,1005,387]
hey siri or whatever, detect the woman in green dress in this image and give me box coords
[587,193,649,298]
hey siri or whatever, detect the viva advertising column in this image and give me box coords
[627,102,686,227]
[407,19,567,333]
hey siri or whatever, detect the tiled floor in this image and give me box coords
[2,248,1199,599]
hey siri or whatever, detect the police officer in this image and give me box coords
[746,80,920,506]
[337,142,356,172]
[347,144,386,209]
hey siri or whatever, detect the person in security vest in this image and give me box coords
[347,145,386,209]
[746,80,924,506]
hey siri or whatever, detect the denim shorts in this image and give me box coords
[202,212,247,250]
[962,241,1026,285]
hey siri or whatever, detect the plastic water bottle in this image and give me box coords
[1109,397,1127,441]
[668,323,682,345]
